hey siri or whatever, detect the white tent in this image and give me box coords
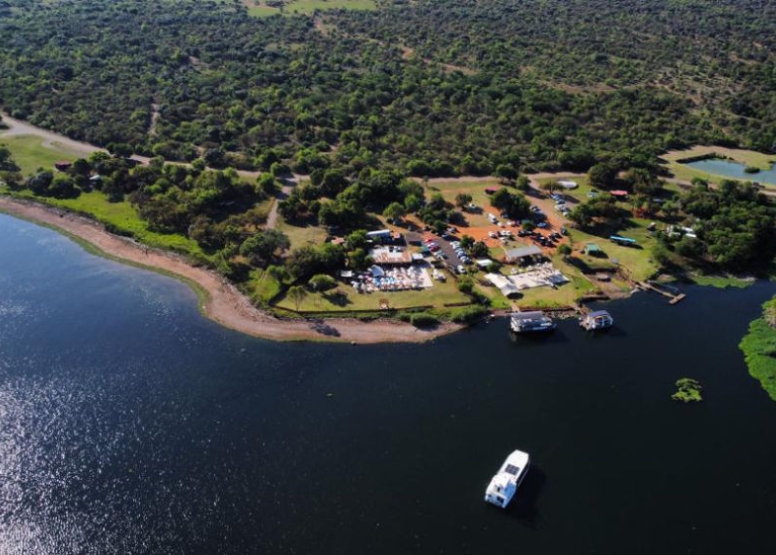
[485,273,520,297]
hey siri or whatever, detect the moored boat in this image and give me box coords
[484,449,531,508]
[510,311,556,334]
[580,310,614,331]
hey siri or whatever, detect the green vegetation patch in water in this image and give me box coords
[671,378,703,403]
[740,296,776,402]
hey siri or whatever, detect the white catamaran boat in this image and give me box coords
[484,449,530,508]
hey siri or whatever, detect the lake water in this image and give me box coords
[682,158,776,185]
[2,213,776,555]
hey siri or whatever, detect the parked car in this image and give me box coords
[456,265,466,274]
[488,231,498,238]
[561,227,569,235]
[530,205,541,213]
[537,222,549,229]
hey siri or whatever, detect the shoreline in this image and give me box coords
[0,195,463,344]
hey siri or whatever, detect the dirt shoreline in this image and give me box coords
[0,196,463,344]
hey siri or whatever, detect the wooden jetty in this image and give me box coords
[637,281,686,305]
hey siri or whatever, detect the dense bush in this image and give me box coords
[451,306,489,324]
[3,0,772,178]
[410,312,440,328]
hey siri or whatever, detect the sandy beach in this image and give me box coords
[0,196,463,344]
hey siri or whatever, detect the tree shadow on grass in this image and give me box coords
[323,290,352,307]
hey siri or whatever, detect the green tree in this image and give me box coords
[455,192,473,209]
[458,275,474,294]
[494,164,518,184]
[239,229,291,268]
[257,173,277,196]
[287,285,308,311]
[383,201,407,222]
[309,274,337,292]
[588,163,619,189]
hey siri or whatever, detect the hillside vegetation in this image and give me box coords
[2,0,775,177]
[3,0,776,315]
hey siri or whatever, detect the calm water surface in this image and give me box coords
[1,213,776,554]
[683,158,776,185]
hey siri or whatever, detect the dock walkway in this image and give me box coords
[637,281,686,305]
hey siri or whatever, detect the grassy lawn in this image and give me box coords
[8,189,207,257]
[247,5,280,16]
[246,0,376,17]
[531,179,660,281]
[429,178,505,228]
[566,221,658,281]
[277,218,329,250]
[247,268,283,303]
[662,161,738,185]
[535,175,596,204]
[276,272,470,312]
[0,135,79,176]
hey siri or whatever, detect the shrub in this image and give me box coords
[458,275,474,294]
[308,273,337,292]
[451,306,489,324]
[410,312,440,328]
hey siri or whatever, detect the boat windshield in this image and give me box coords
[505,464,520,475]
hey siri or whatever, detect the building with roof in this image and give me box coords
[503,245,543,264]
[369,246,414,266]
